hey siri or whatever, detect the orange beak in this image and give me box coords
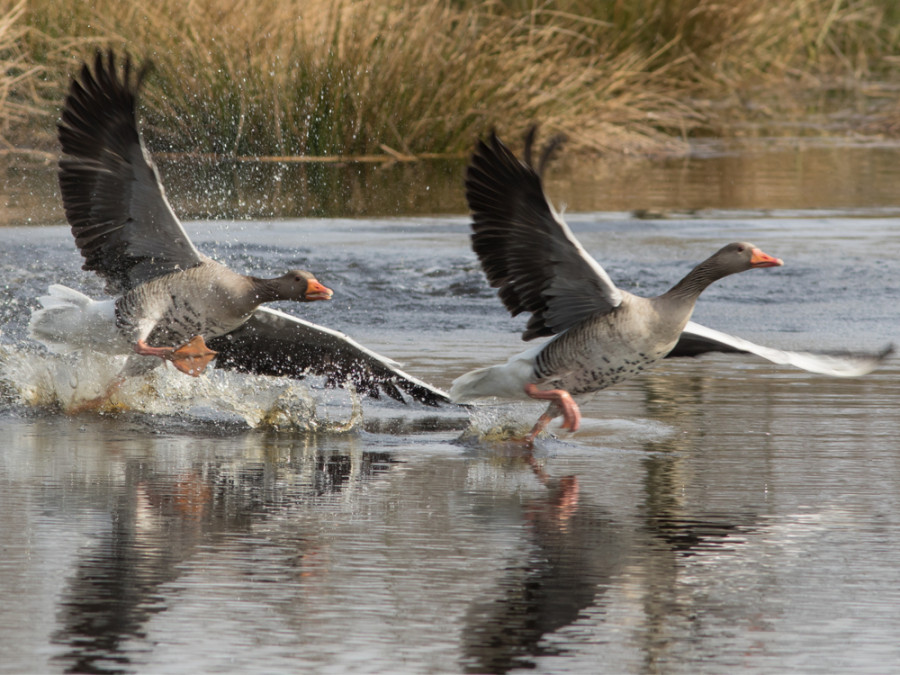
[305,278,334,301]
[750,248,784,268]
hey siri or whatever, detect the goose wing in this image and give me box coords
[208,307,451,406]
[668,321,894,377]
[58,50,203,295]
[465,129,623,341]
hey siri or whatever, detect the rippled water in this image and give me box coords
[1,167,900,673]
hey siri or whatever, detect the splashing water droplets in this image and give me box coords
[0,344,363,431]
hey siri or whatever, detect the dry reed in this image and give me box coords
[2,0,899,157]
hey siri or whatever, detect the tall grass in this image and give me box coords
[2,0,899,156]
[0,1,46,151]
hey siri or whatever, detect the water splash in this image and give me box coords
[0,343,362,432]
[456,402,542,444]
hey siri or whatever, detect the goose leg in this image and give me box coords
[524,409,558,445]
[135,336,218,377]
[523,383,582,440]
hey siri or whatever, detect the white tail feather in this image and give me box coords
[450,347,539,402]
[29,285,122,353]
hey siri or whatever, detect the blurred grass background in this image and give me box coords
[2,0,900,158]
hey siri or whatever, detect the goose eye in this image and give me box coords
[736,245,745,253]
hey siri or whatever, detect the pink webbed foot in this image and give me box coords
[167,336,218,376]
[135,336,218,377]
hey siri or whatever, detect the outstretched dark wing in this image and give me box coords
[209,307,451,406]
[58,50,203,294]
[668,321,894,376]
[465,128,623,341]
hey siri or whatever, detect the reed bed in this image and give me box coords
[2,0,899,157]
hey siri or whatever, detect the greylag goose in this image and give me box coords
[29,50,448,407]
[450,129,892,441]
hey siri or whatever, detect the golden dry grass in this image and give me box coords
[2,0,899,157]
[0,1,47,151]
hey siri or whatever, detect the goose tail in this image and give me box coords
[450,348,539,403]
[29,285,121,353]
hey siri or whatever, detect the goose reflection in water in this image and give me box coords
[50,439,397,674]
[460,368,765,674]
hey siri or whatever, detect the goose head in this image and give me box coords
[694,241,784,286]
[268,270,334,302]
[665,242,783,301]
[707,242,784,274]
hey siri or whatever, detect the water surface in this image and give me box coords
[1,163,899,673]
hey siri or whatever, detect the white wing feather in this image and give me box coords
[682,321,893,377]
